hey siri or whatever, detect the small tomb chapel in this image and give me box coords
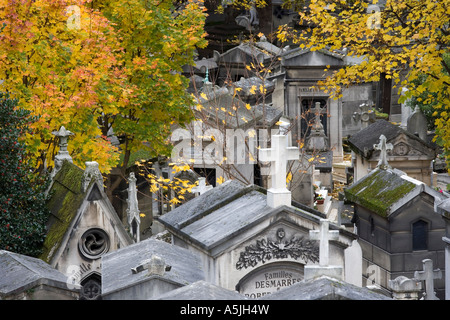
[345,136,447,298]
[40,127,132,300]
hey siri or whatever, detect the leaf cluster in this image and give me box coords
[0,93,50,257]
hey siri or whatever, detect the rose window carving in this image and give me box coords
[79,228,110,260]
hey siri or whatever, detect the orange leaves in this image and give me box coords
[0,0,128,173]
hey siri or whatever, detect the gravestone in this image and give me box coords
[259,275,392,300]
[400,87,412,129]
[407,106,428,142]
[344,240,363,287]
[304,219,343,280]
[345,167,447,297]
[42,127,133,300]
[259,134,299,208]
[414,259,442,300]
[347,120,436,185]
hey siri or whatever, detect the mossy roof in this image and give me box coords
[40,160,87,263]
[344,168,417,217]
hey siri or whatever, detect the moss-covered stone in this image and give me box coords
[40,161,86,263]
[344,169,417,217]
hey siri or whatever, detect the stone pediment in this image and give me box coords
[282,48,345,68]
[219,40,282,66]
[41,160,132,300]
[370,132,435,162]
[348,120,436,160]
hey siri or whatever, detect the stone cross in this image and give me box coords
[311,102,325,131]
[373,134,393,169]
[309,219,339,266]
[259,134,299,207]
[127,172,141,243]
[191,177,213,195]
[352,102,375,129]
[414,259,442,300]
[131,255,172,276]
[259,135,299,191]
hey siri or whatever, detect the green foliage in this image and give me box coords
[0,93,50,257]
[405,53,450,131]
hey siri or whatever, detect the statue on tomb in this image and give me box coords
[305,102,329,151]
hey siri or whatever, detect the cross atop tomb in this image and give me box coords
[191,177,213,195]
[414,259,442,300]
[131,255,172,276]
[127,172,141,242]
[259,134,299,207]
[373,134,393,169]
[309,219,339,266]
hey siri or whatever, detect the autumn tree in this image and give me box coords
[0,93,49,257]
[278,0,449,162]
[0,0,126,173]
[0,0,207,178]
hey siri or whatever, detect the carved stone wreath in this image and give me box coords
[236,228,319,270]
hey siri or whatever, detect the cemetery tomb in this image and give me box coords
[41,159,132,300]
[158,180,357,298]
[101,238,205,300]
[154,280,248,300]
[436,197,450,300]
[0,250,80,300]
[345,167,447,298]
[259,275,392,300]
[347,119,436,185]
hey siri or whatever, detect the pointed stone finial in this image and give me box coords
[52,126,74,153]
[127,172,141,242]
[50,126,74,179]
[203,68,210,84]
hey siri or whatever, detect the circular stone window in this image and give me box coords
[79,228,110,260]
